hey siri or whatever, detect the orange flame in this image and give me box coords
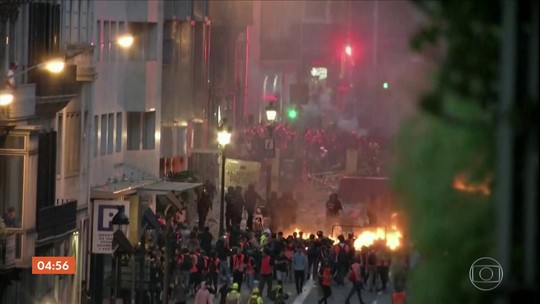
[353,226,402,250]
[453,174,491,195]
[285,225,403,251]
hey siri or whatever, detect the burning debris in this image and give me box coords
[453,174,491,195]
[283,223,403,251]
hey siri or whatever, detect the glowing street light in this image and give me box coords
[345,45,352,56]
[217,121,232,237]
[0,57,67,106]
[42,58,66,74]
[0,90,14,106]
[265,102,277,123]
[117,34,134,48]
[217,127,232,147]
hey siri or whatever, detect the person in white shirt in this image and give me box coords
[6,61,18,89]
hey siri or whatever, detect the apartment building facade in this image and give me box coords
[1,0,252,303]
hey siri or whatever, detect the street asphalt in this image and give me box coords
[179,277,392,304]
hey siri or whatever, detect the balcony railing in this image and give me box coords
[36,200,77,243]
[0,233,16,270]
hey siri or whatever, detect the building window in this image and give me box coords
[116,112,123,152]
[163,35,173,65]
[303,1,330,23]
[0,136,25,150]
[127,22,158,62]
[83,111,89,172]
[56,113,63,175]
[103,21,110,62]
[118,21,128,62]
[100,114,107,155]
[28,2,61,67]
[0,155,24,228]
[97,20,102,62]
[64,112,81,175]
[110,22,117,62]
[94,115,99,156]
[127,112,142,150]
[107,113,114,154]
[143,111,156,150]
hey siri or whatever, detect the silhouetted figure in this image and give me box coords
[233,186,245,227]
[225,186,236,230]
[197,186,212,230]
[244,184,261,231]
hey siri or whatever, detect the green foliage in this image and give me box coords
[390,1,503,302]
[411,0,501,124]
[392,107,494,303]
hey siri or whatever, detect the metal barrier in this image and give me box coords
[307,170,344,192]
[0,233,16,269]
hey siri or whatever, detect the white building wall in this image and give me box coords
[52,1,164,303]
[90,0,163,187]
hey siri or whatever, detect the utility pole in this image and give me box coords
[496,2,516,303]
[162,217,172,304]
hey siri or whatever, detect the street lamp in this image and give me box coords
[1,33,133,104]
[0,57,67,106]
[265,102,278,202]
[0,89,14,106]
[111,206,129,303]
[112,206,130,234]
[6,56,67,79]
[117,34,134,48]
[266,102,277,124]
[41,58,67,73]
[217,122,232,237]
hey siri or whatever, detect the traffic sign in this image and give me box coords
[264,138,275,158]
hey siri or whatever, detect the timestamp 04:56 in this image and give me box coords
[32,257,76,275]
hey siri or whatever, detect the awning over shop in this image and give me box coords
[141,182,202,211]
[91,179,157,199]
[140,181,202,192]
[91,180,202,200]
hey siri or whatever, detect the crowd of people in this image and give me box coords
[145,221,409,304]
[196,180,300,234]
[139,180,411,304]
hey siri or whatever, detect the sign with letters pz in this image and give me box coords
[264,138,275,158]
[91,200,130,254]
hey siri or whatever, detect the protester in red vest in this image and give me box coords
[245,250,256,292]
[231,248,245,291]
[206,251,220,291]
[258,249,274,298]
[190,248,204,295]
[319,261,333,304]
